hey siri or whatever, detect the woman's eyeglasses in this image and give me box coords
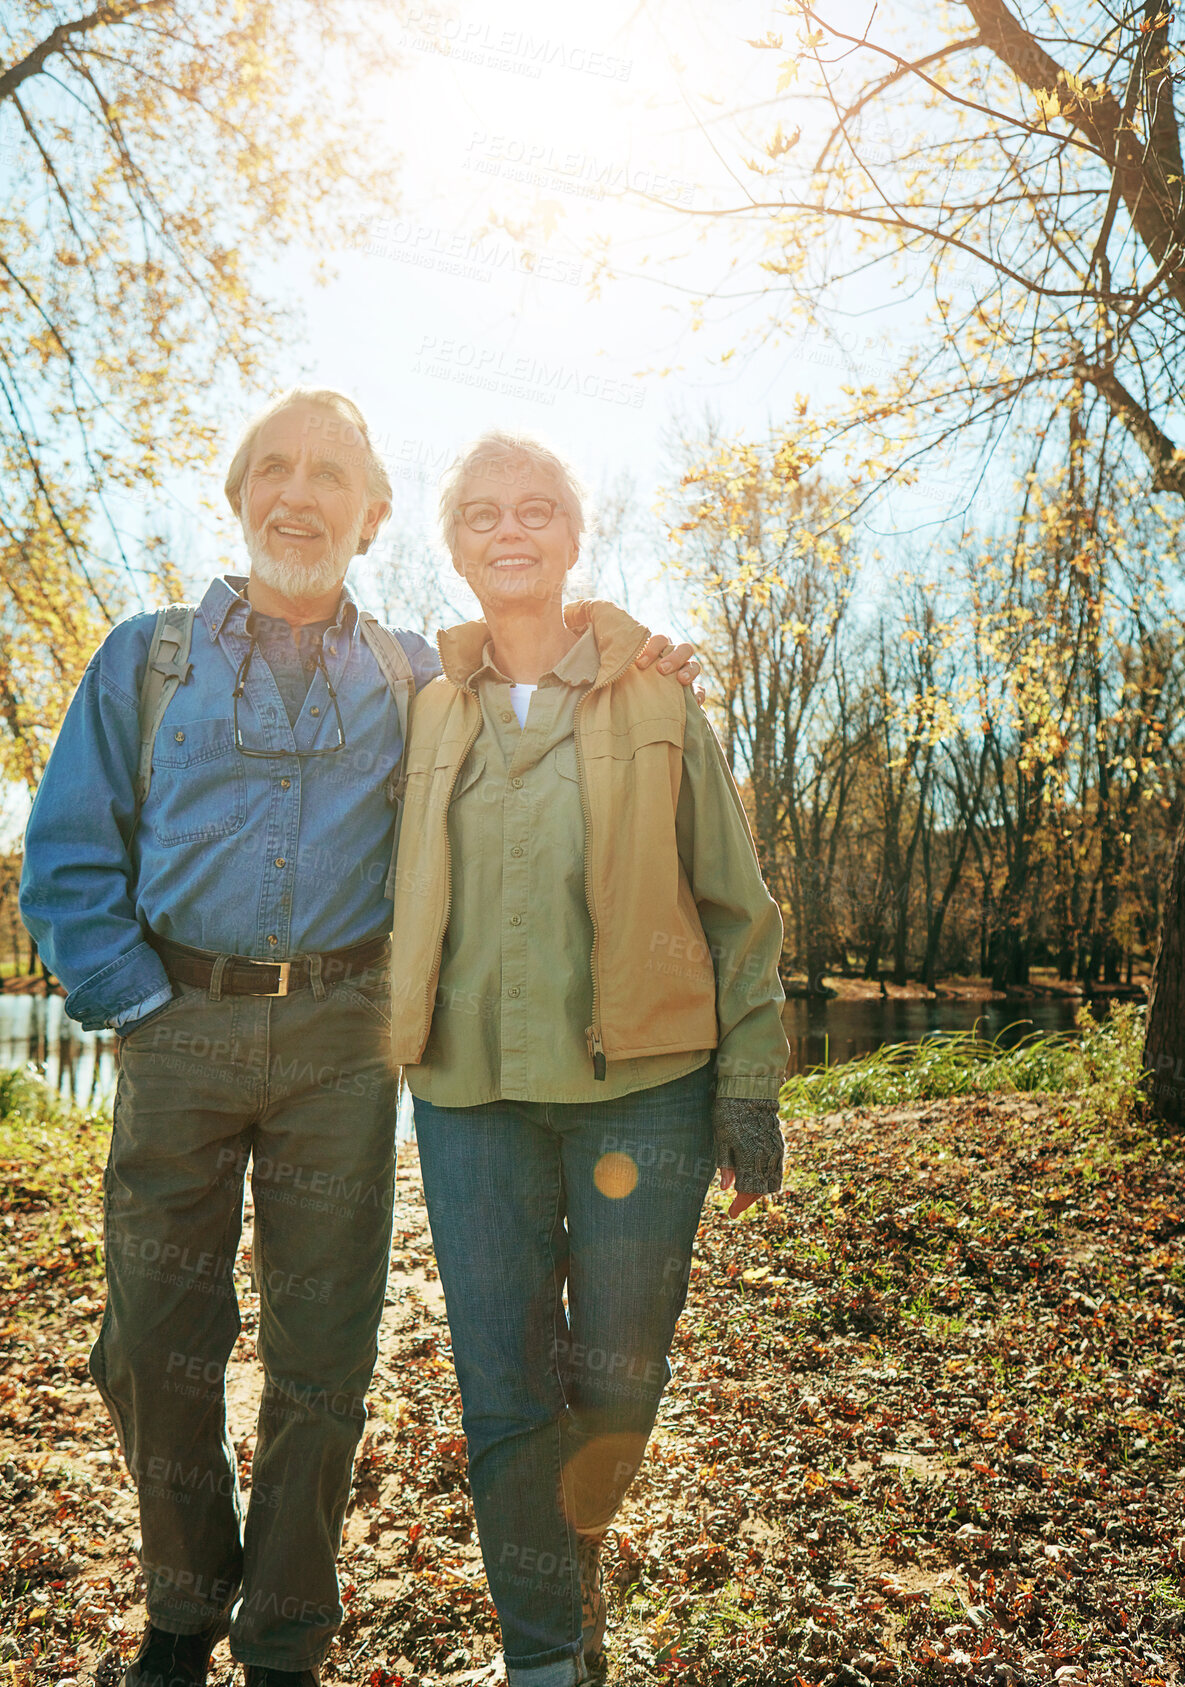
[456,498,565,532]
[232,638,346,757]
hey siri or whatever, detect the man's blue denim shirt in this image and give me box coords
[19,575,441,1031]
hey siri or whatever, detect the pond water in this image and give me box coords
[0,992,421,1139]
[0,993,116,1110]
[0,989,1094,1119]
[780,992,1091,1075]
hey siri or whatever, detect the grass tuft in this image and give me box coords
[779,1001,1148,1128]
[0,1066,108,1266]
[0,1064,71,1129]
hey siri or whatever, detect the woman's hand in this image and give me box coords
[719,1167,765,1220]
[636,634,701,690]
[714,1097,784,1220]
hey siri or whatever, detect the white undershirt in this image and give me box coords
[508,682,536,729]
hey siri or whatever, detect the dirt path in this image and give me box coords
[3,1095,1185,1685]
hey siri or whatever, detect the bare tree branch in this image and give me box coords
[0,0,171,104]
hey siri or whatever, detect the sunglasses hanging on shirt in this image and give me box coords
[232,638,346,758]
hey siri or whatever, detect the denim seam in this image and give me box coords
[544,1116,584,1666]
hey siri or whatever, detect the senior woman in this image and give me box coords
[389,431,790,1687]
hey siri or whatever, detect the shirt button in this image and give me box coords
[501,710,513,723]
[174,730,185,743]
[507,986,521,998]
[275,858,286,869]
[511,846,524,858]
[266,934,278,947]
[280,777,291,790]
[310,705,321,717]
[510,914,522,926]
[510,777,523,789]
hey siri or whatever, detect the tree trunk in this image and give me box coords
[891,886,910,987]
[922,854,968,989]
[1078,876,1099,983]
[1142,817,1185,1126]
[803,861,830,996]
[1056,932,1076,981]
[991,923,1030,992]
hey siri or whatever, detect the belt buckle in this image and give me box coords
[267,960,292,997]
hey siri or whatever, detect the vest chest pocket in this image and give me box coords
[148,717,247,845]
[579,716,685,761]
[404,747,486,815]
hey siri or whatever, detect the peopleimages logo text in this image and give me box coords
[465,133,694,204]
[413,337,646,409]
[403,9,632,80]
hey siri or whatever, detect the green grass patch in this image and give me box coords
[779,1002,1147,1125]
[0,1067,108,1303]
[0,1066,108,1207]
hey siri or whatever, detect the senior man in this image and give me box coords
[19,387,698,1687]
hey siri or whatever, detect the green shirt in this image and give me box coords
[405,627,787,1106]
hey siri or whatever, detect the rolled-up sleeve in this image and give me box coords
[675,696,790,1100]
[19,624,171,1031]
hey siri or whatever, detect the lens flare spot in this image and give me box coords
[594,1151,638,1199]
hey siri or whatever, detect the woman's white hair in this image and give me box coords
[438,429,590,557]
[224,387,392,550]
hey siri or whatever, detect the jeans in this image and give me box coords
[90,956,398,1669]
[413,1063,715,1687]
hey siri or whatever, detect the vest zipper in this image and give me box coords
[574,691,605,1079]
[574,625,648,1080]
[586,1026,606,1081]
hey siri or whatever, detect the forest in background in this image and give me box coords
[4,430,1185,1000]
[4,3,1185,1009]
[658,431,1185,995]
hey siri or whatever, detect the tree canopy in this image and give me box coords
[0,0,400,783]
[685,1,1183,514]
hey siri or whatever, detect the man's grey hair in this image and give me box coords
[224,387,393,549]
[438,429,589,557]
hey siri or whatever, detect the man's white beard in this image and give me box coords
[244,508,363,603]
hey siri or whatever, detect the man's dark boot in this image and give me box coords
[243,1669,320,1687]
[123,1618,229,1687]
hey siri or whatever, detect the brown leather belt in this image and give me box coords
[150,933,390,997]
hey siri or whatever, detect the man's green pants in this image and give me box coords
[90,959,397,1671]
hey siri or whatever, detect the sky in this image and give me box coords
[188,0,957,628]
[7,0,945,845]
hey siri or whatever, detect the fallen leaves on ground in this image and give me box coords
[2,1092,1183,1685]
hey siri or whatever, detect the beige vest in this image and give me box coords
[389,600,720,1070]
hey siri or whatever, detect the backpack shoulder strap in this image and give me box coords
[134,603,197,825]
[358,612,417,799]
[357,612,416,691]
[357,614,419,900]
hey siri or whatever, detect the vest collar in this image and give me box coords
[436,598,650,693]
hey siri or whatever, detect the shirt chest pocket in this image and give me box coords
[148,717,248,846]
[554,741,580,784]
[447,749,487,810]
